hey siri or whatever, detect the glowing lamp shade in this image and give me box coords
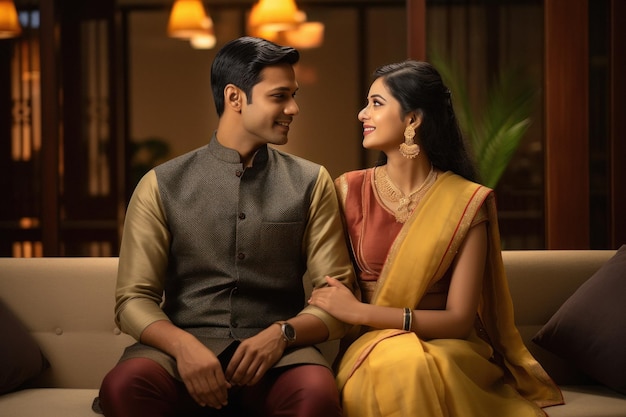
[250,24,280,43]
[190,17,216,49]
[0,0,22,39]
[283,21,324,49]
[248,0,299,33]
[167,0,209,39]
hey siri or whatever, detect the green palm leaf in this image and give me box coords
[429,52,538,188]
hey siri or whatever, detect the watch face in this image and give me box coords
[283,323,296,341]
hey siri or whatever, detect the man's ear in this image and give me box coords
[225,84,243,112]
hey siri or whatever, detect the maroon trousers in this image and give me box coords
[98,358,342,417]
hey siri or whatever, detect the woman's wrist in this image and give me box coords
[402,307,413,331]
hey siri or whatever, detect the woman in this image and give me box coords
[308,60,563,417]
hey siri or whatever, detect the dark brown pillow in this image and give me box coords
[532,245,626,394]
[0,299,49,394]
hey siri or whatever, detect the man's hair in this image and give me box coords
[211,37,300,116]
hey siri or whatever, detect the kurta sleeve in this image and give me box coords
[115,170,171,341]
[298,166,357,340]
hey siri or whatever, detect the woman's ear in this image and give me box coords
[406,110,423,129]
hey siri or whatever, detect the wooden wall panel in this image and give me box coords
[40,0,60,255]
[407,0,426,60]
[611,0,626,247]
[544,0,589,249]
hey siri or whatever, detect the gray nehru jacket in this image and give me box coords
[156,135,317,339]
[115,134,355,377]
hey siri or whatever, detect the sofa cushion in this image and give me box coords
[0,299,49,394]
[0,388,99,417]
[533,244,626,395]
[544,386,626,417]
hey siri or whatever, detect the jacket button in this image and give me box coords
[237,252,245,260]
[238,212,246,220]
[235,170,243,177]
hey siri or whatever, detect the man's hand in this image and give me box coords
[139,320,231,409]
[175,335,231,409]
[224,324,286,386]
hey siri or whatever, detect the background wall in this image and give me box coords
[3,0,621,256]
[129,5,407,180]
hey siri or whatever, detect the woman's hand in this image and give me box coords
[308,276,363,325]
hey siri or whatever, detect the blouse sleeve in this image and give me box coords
[471,203,489,228]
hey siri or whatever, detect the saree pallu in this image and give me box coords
[336,172,563,417]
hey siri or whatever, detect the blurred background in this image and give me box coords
[0,0,624,257]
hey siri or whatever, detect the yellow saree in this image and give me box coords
[335,171,563,417]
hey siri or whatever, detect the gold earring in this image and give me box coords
[399,125,420,159]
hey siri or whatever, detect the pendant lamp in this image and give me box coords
[248,0,299,33]
[283,21,324,49]
[0,0,22,39]
[190,16,216,49]
[167,0,210,39]
[247,0,324,50]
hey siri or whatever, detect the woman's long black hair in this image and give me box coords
[373,60,478,183]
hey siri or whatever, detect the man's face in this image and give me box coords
[240,63,300,147]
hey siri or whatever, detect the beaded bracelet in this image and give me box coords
[402,307,413,331]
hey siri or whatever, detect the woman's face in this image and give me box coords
[358,77,409,153]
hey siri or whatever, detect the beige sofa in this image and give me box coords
[1,252,625,417]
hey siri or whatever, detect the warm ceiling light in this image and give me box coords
[248,0,299,33]
[283,21,324,49]
[247,1,324,49]
[190,17,216,49]
[0,0,22,39]
[190,33,216,49]
[249,24,280,43]
[167,0,209,40]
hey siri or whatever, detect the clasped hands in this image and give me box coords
[176,325,286,409]
[177,276,357,409]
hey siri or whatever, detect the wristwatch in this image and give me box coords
[275,321,296,345]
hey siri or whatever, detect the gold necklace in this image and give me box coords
[374,164,437,223]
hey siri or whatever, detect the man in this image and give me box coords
[97,37,356,417]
